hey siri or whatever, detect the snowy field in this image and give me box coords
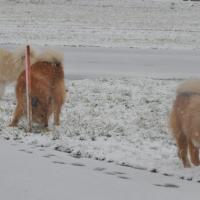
[2,46,200,198]
[1,0,200,199]
[0,0,200,49]
[1,75,200,181]
[2,139,200,200]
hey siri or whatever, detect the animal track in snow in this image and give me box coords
[71,163,85,167]
[43,154,56,158]
[52,161,66,165]
[154,183,179,188]
[93,167,106,172]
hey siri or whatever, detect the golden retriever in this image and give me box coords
[169,79,200,167]
[9,50,66,128]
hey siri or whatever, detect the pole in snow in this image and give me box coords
[25,45,32,132]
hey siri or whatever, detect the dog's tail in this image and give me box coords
[176,79,200,95]
[36,49,64,67]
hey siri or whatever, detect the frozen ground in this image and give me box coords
[1,72,200,181]
[1,0,200,198]
[1,139,200,200]
[1,73,200,199]
[1,47,200,198]
[0,0,200,49]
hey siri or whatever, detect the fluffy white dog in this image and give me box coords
[0,47,36,98]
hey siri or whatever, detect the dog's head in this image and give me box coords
[31,96,53,127]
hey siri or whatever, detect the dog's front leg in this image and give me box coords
[9,103,23,127]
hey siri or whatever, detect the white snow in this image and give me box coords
[1,71,200,182]
[1,139,200,200]
[1,0,200,199]
[0,0,200,49]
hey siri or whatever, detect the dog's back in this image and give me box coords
[10,50,65,127]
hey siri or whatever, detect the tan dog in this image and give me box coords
[169,79,200,167]
[9,50,65,127]
[0,47,36,97]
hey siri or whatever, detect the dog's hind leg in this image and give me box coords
[53,101,62,126]
[188,139,200,166]
[52,82,65,126]
[9,103,23,126]
[53,93,65,126]
[176,133,190,167]
[169,103,190,167]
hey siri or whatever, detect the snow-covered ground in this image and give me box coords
[0,0,200,49]
[1,65,200,181]
[1,0,200,198]
[2,139,200,200]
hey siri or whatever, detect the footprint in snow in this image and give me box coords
[154,183,179,188]
[19,149,26,152]
[150,168,158,173]
[118,176,131,180]
[52,161,66,165]
[18,149,33,154]
[26,151,33,154]
[105,171,126,176]
[93,167,106,172]
[119,163,147,171]
[104,171,131,180]
[132,166,147,171]
[113,171,126,175]
[179,176,193,181]
[71,163,85,167]
[162,173,174,177]
[43,154,56,158]
[104,171,116,175]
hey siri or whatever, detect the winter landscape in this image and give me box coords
[1,0,200,199]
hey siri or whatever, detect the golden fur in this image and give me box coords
[10,51,65,127]
[176,79,200,94]
[9,50,66,127]
[0,47,37,98]
[169,79,200,167]
[36,49,64,65]
[0,47,36,82]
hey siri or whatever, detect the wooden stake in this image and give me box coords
[25,45,32,132]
